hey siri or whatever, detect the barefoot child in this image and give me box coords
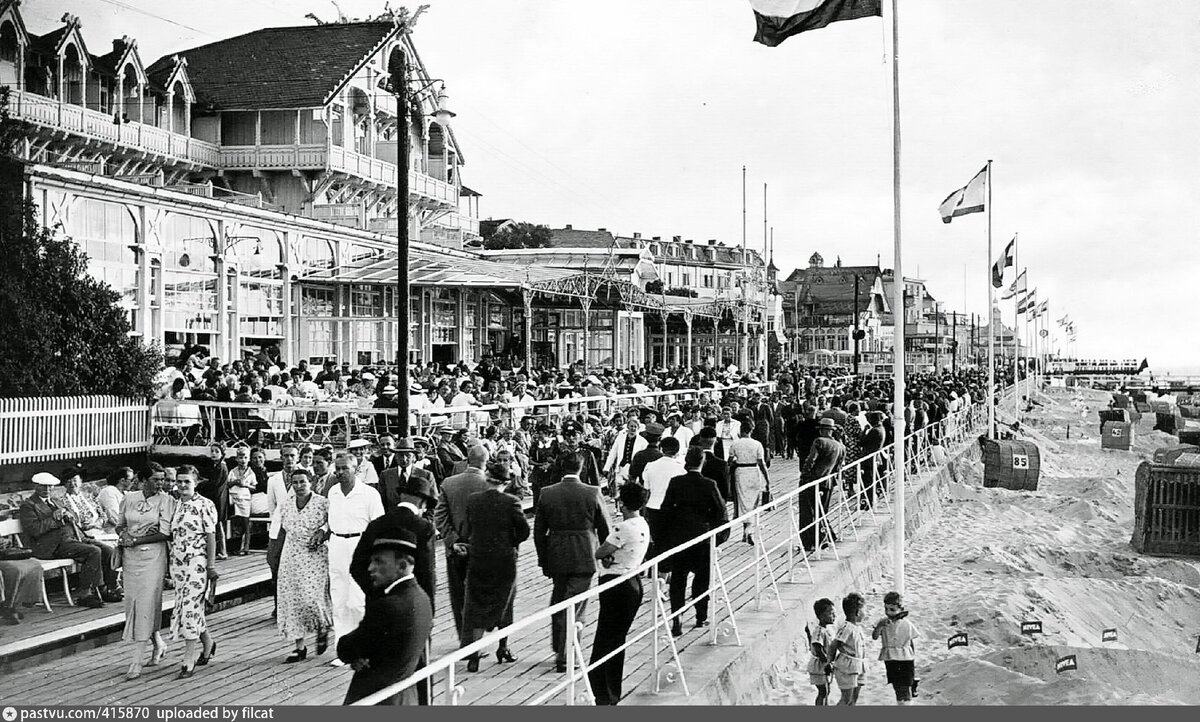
[872,590,920,704]
[829,592,867,706]
[805,598,837,705]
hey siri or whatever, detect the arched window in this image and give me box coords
[298,236,336,271]
[0,21,18,63]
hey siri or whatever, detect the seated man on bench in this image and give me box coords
[17,473,117,609]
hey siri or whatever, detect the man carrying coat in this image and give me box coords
[433,444,490,643]
[534,453,609,672]
[339,532,433,706]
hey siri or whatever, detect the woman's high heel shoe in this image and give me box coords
[147,644,167,667]
[284,648,307,664]
[124,662,142,681]
[197,640,217,666]
[495,647,516,664]
[316,631,329,656]
[465,654,480,673]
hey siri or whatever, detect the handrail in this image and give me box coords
[150,382,779,446]
[352,388,1007,705]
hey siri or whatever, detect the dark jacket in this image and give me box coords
[628,446,663,486]
[433,467,491,549]
[534,477,609,576]
[377,466,436,513]
[546,446,602,489]
[351,506,436,611]
[338,577,433,706]
[18,495,79,558]
[659,471,728,550]
[700,450,732,502]
[465,486,530,559]
[802,436,846,486]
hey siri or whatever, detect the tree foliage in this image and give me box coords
[0,91,163,399]
[482,222,553,250]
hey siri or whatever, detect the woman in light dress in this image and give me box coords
[168,465,219,679]
[727,421,768,545]
[275,469,333,663]
[116,463,176,680]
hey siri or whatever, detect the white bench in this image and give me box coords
[0,517,79,610]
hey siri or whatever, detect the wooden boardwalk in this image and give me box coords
[3,455,882,705]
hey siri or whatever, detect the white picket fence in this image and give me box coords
[0,396,152,464]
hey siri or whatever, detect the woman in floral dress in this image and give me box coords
[275,469,333,663]
[169,465,219,679]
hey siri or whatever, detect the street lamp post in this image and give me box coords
[389,50,453,432]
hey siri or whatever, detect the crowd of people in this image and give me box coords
[3,352,998,705]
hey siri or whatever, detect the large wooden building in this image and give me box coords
[1,4,761,372]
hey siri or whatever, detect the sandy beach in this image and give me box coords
[765,387,1200,705]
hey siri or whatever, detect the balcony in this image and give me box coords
[8,89,220,168]
[220,143,457,208]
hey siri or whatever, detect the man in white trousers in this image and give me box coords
[326,452,384,667]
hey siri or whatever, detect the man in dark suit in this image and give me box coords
[350,471,438,705]
[17,472,108,608]
[799,418,846,551]
[432,443,490,645]
[659,447,728,636]
[339,532,433,706]
[545,421,601,489]
[371,434,401,479]
[534,453,609,672]
[695,427,732,504]
[377,437,437,513]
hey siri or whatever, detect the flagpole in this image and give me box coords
[741,165,748,372]
[1013,234,1020,422]
[763,182,769,378]
[889,0,906,598]
[986,159,995,439]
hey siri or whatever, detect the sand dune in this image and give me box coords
[765,387,1200,706]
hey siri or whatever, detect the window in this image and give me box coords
[301,287,335,316]
[299,237,336,271]
[682,273,691,286]
[68,198,140,319]
[703,274,713,288]
[351,285,383,316]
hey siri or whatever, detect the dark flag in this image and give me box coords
[992,237,1015,288]
[1137,358,1149,373]
[750,0,882,47]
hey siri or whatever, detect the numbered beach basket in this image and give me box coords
[1101,421,1133,451]
[982,439,1041,491]
[1131,461,1200,556]
[1098,408,1130,434]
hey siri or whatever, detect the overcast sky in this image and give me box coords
[25,0,1200,370]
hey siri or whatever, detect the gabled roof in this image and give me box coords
[146,55,194,102]
[0,1,30,48]
[93,36,147,84]
[146,22,399,110]
[781,265,886,316]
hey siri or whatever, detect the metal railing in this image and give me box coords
[149,383,776,449]
[352,392,999,705]
[0,395,152,464]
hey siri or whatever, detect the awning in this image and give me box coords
[297,248,574,288]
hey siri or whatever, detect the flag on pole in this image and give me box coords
[938,165,988,223]
[1057,314,1069,327]
[1138,358,1149,373]
[749,0,883,46]
[1032,300,1048,318]
[1017,289,1037,314]
[1002,269,1027,300]
[992,236,1015,288]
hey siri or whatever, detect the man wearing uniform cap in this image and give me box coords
[545,421,601,490]
[628,422,665,487]
[338,530,432,706]
[18,473,109,608]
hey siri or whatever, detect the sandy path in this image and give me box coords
[765,388,1200,706]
